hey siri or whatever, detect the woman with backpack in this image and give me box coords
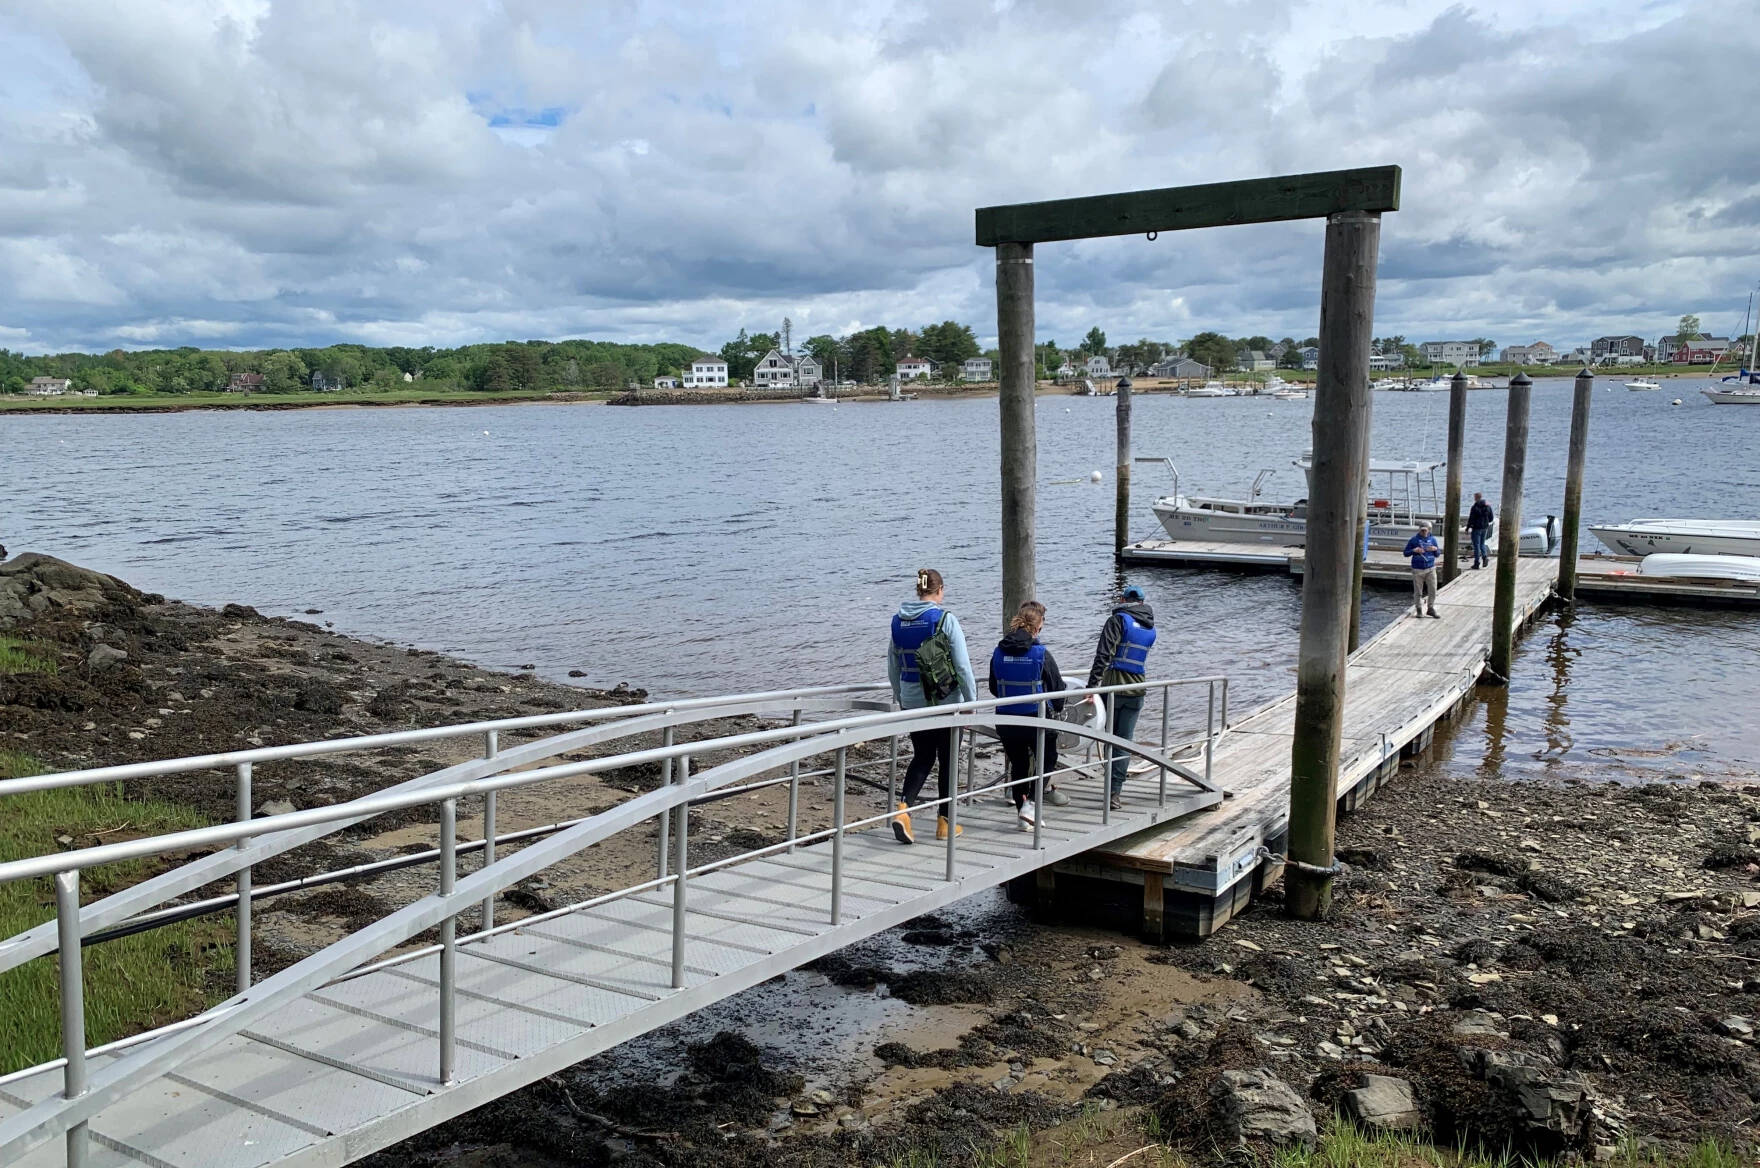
[887,568,976,845]
[988,600,1065,831]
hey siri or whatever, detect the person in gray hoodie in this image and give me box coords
[887,568,977,844]
[1086,586,1156,809]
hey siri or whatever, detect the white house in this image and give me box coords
[897,358,933,380]
[653,376,681,389]
[1500,341,1556,365]
[1368,354,1399,371]
[684,356,729,387]
[1085,355,1111,377]
[961,357,993,382]
[793,355,822,387]
[1054,359,1078,379]
[752,349,795,386]
[1242,351,1276,372]
[1420,341,1481,368]
[26,376,72,396]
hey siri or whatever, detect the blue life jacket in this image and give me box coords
[891,606,944,684]
[991,642,1046,716]
[1108,612,1156,674]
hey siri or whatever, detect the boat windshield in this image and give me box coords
[1294,456,1445,524]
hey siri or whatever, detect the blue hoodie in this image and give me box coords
[887,599,977,710]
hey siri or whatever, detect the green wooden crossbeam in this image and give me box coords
[974,166,1401,247]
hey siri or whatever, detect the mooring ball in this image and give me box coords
[1090,470,1102,482]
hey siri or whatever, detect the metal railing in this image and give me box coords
[0,674,1227,1167]
[0,683,891,979]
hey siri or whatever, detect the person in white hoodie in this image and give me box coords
[886,568,977,844]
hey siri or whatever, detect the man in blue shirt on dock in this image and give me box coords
[1404,521,1442,619]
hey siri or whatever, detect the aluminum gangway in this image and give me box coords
[0,677,1227,1168]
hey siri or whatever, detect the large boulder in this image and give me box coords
[1210,1068,1317,1148]
[1462,1048,1593,1152]
[0,553,135,628]
[1343,1074,1422,1131]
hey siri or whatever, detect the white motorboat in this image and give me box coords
[1371,378,1402,391]
[802,395,838,405]
[1273,388,1309,401]
[1187,382,1229,398]
[1140,455,1559,555]
[1589,519,1760,558]
[1625,379,1660,391]
[1638,554,1760,583]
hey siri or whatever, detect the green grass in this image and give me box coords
[0,755,230,1074]
[0,634,58,675]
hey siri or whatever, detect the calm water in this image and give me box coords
[4,380,1757,778]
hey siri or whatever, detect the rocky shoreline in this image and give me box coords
[3,553,1757,1165]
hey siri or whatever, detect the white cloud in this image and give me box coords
[0,0,1755,355]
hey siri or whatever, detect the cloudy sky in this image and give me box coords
[2,0,1757,356]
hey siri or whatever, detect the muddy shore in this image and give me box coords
[4,553,1757,1165]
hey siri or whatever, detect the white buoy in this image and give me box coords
[482,430,490,435]
[1671,398,1683,406]
[1090,470,1102,483]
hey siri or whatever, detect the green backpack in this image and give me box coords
[914,615,961,704]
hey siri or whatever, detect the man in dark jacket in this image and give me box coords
[1466,492,1494,569]
[1086,586,1156,809]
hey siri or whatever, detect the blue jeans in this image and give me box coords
[1106,692,1145,793]
[1470,528,1489,565]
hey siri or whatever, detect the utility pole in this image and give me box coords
[1556,368,1594,601]
[1286,211,1380,920]
[997,242,1037,621]
[1488,373,1533,683]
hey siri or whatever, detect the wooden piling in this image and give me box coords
[1556,368,1594,601]
[1114,377,1132,557]
[1488,372,1533,684]
[1349,510,1364,653]
[1286,210,1380,920]
[1441,371,1468,585]
[997,241,1038,619]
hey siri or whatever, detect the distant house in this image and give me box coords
[1660,335,1730,364]
[1591,335,1645,361]
[794,355,823,387]
[897,357,933,380]
[1368,354,1399,371]
[402,371,415,382]
[25,376,72,396]
[684,356,729,387]
[310,371,344,391]
[961,357,992,382]
[1298,345,1320,370]
[653,376,680,389]
[752,349,796,387]
[1420,341,1481,368]
[1054,358,1078,379]
[1148,356,1210,379]
[1241,351,1275,372]
[226,372,265,393]
[1085,354,1111,377]
[1500,341,1556,366]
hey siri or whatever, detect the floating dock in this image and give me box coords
[1025,556,1561,938]
[1120,539,1760,607]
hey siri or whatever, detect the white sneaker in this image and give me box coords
[1017,800,1037,830]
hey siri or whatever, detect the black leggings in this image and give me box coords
[997,725,1058,807]
[900,727,954,810]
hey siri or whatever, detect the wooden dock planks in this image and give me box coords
[1076,556,1560,933]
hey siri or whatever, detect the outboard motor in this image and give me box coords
[1518,514,1561,557]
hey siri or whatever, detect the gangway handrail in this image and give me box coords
[0,685,893,978]
[0,682,888,795]
[0,674,1228,1165]
[0,675,1224,887]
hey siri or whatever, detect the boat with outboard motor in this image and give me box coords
[1186,382,1230,398]
[1638,554,1760,584]
[1589,519,1760,558]
[1140,455,1560,555]
[1626,379,1660,391]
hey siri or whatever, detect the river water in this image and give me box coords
[5,380,1757,781]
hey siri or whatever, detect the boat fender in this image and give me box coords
[1371,498,1389,509]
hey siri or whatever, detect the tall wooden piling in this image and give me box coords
[1441,371,1468,585]
[1556,368,1594,601]
[1286,210,1380,920]
[1114,377,1132,557]
[1488,372,1533,684]
[997,242,1038,618]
